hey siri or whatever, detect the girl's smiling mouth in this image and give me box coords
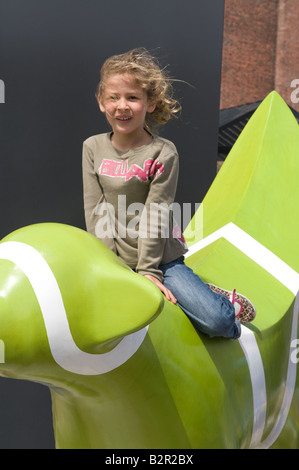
[116,116,132,121]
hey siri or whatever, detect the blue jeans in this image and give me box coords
[159,257,241,339]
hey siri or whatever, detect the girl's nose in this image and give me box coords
[117,98,129,110]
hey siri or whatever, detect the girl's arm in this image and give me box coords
[136,147,179,283]
[143,274,177,303]
[82,141,117,254]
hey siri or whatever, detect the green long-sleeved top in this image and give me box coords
[82,132,188,282]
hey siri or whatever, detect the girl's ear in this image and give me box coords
[97,95,106,113]
[147,101,156,114]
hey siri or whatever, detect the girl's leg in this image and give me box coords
[160,257,241,339]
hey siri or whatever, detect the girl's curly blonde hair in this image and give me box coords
[96,48,181,133]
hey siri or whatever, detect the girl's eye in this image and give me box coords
[129,96,138,100]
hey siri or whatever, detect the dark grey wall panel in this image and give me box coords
[0,0,224,448]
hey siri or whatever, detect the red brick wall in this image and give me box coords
[275,0,299,112]
[220,0,299,112]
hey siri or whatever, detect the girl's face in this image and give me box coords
[98,73,156,138]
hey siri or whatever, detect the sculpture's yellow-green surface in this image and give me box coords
[0,91,299,448]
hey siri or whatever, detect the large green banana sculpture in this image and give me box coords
[0,91,299,449]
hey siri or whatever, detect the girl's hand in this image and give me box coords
[144,274,177,304]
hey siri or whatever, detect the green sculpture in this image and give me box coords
[0,91,298,448]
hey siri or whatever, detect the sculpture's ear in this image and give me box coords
[0,223,164,376]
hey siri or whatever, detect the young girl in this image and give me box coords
[82,48,256,339]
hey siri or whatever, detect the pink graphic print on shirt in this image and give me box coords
[99,159,164,182]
